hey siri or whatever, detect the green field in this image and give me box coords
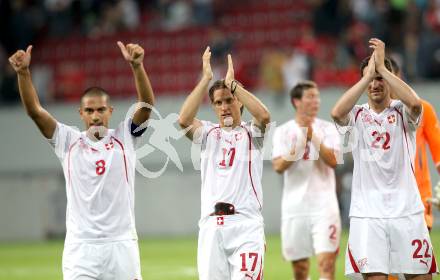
[0,230,439,279]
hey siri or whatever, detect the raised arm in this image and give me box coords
[331,55,376,126]
[178,47,213,140]
[117,41,155,126]
[224,54,270,132]
[9,45,57,139]
[370,38,422,120]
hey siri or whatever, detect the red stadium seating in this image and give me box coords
[33,0,318,101]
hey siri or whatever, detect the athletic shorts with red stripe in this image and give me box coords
[345,212,438,279]
[197,214,265,280]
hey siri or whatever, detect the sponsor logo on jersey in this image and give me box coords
[358,258,368,269]
[235,132,243,141]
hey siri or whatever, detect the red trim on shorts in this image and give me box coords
[354,108,364,123]
[111,136,129,183]
[394,108,416,175]
[429,253,438,273]
[348,246,360,273]
[241,125,262,210]
[67,139,80,187]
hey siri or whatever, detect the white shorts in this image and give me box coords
[197,215,265,280]
[281,214,341,261]
[62,239,142,280]
[345,213,438,279]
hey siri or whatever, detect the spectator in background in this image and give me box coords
[88,0,140,37]
[159,0,192,31]
[45,0,74,37]
[193,0,213,25]
[259,43,287,105]
[282,49,310,97]
[209,28,234,81]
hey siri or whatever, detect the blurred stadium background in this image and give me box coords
[1,0,440,279]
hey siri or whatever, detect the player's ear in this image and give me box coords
[109,106,114,114]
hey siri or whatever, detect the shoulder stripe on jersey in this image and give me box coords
[205,126,220,139]
[348,246,360,273]
[354,108,364,123]
[111,136,129,184]
[67,139,80,187]
[241,125,262,210]
[394,108,416,175]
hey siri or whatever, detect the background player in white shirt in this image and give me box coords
[272,80,341,280]
[8,42,154,280]
[179,47,270,280]
[331,38,437,280]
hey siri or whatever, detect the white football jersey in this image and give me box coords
[272,118,340,219]
[196,121,264,222]
[49,120,139,243]
[341,100,424,218]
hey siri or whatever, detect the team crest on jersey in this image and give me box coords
[105,141,114,150]
[217,217,224,225]
[387,114,396,124]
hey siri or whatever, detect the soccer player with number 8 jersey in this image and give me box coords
[179,46,270,280]
[331,38,438,279]
[8,42,154,280]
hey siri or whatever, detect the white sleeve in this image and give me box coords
[245,120,265,149]
[403,104,422,131]
[334,106,359,135]
[114,119,141,150]
[194,120,215,146]
[272,126,290,159]
[323,122,341,151]
[48,122,81,160]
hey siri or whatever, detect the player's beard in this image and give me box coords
[87,125,108,141]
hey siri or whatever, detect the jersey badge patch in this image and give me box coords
[387,114,396,124]
[105,141,114,150]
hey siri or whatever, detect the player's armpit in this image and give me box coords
[179,118,203,141]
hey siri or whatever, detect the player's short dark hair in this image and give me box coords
[208,79,244,114]
[81,87,110,106]
[289,80,317,109]
[360,56,393,76]
[389,57,400,75]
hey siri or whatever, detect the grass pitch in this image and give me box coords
[0,230,439,279]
